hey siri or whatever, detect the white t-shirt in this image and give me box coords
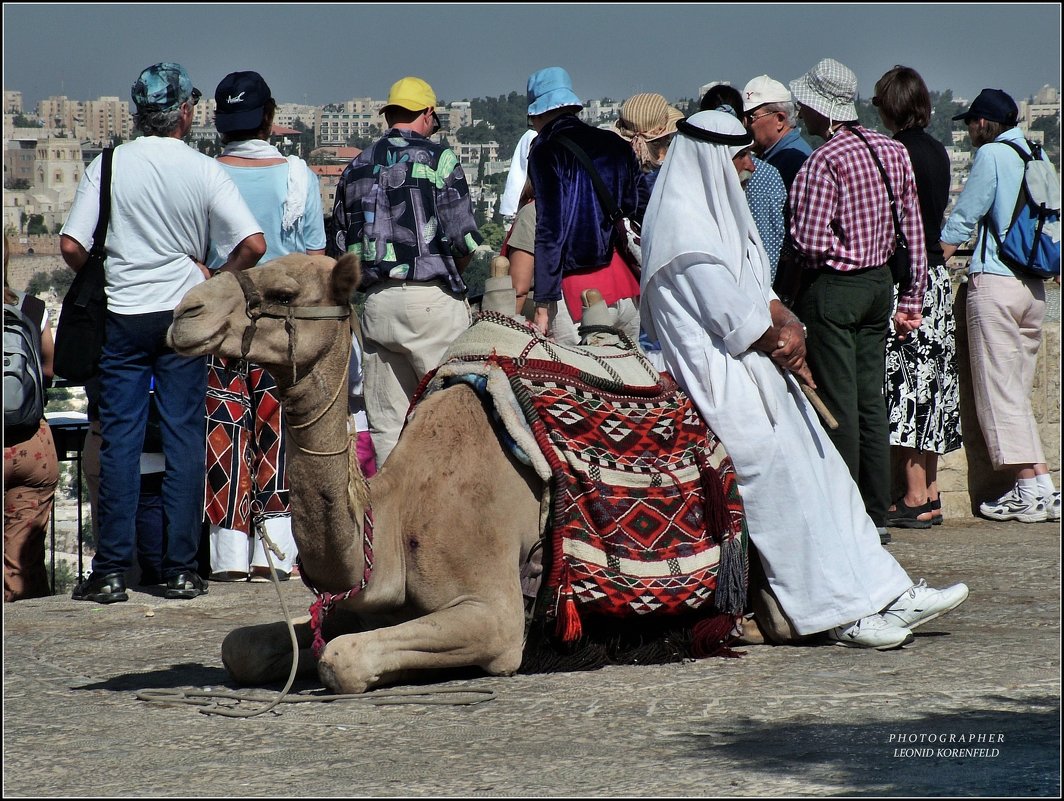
[61,136,262,314]
[499,129,537,218]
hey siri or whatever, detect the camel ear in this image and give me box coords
[331,252,362,304]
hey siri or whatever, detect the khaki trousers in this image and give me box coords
[966,273,1046,468]
[361,281,472,466]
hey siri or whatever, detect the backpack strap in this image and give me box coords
[19,293,46,331]
[979,140,1032,263]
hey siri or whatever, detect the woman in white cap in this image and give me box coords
[204,70,327,583]
[640,110,969,650]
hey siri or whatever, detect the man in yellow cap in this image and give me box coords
[329,76,482,466]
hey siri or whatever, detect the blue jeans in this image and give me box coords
[94,310,206,578]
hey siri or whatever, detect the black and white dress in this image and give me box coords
[885,262,962,454]
[885,127,962,455]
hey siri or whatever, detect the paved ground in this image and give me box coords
[3,516,1060,797]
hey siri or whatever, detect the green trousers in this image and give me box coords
[797,266,893,528]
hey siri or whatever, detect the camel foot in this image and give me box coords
[221,619,316,685]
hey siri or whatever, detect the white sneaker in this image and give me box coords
[1043,491,1061,523]
[828,614,913,650]
[979,486,1048,523]
[882,579,969,630]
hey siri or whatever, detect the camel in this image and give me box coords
[168,253,740,694]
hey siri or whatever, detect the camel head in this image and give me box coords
[168,252,360,383]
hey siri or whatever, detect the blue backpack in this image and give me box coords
[983,139,1061,280]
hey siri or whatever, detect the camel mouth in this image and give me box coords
[166,321,227,357]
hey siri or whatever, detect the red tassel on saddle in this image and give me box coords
[555,562,583,643]
[697,452,731,543]
[691,613,744,659]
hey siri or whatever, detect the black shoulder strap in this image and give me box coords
[89,147,115,257]
[552,134,625,224]
[997,138,1033,164]
[845,125,905,244]
[19,293,46,330]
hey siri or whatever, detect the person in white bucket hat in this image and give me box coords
[786,58,929,546]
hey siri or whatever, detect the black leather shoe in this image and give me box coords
[72,571,128,604]
[164,571,209,599]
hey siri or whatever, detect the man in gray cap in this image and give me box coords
[941,88,1060,524]
[61,62,266,604]
[524,66,646,343]
[785,58,928,544]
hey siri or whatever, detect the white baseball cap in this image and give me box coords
[741,75,791,110]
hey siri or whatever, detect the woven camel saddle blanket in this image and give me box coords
[413,312,749,642]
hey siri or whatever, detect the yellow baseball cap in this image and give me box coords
[381,76,437,113]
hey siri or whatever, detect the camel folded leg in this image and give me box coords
[221,618,318,685]
[317,594,525,694]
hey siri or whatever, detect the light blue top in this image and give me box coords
[940,127,1030,277]
[209,159,325,267]
[763,127,813,160]
[746,156,787,277]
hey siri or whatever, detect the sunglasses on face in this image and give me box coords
[745,111,775,125]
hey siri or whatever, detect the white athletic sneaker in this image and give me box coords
[881,579,970,630]
[828,614,913,650]
[1043,491,1061,523]
[979,486,1048,523]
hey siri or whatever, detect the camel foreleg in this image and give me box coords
[316,595,525,694]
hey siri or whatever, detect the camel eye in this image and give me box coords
[267,291,295,306]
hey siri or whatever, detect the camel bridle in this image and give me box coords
[232,268,351,382]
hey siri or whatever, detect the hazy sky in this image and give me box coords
[3,3,1061,110]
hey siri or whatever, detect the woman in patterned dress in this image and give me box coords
[876,67,962,530]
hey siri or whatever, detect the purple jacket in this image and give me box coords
[527,114,646,303]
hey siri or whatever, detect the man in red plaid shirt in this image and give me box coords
[787,58,927,544]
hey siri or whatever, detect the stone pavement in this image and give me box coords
[3,516,1059,797]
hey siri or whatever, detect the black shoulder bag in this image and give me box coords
[552,134,642,276]
[846,125,913,292]
[54,147,113,383]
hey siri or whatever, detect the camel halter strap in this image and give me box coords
[232,268,350,384]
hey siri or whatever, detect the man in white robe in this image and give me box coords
[640,110,968,649]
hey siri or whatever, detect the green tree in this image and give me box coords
[468,91,529,165]
[5,178,31,191]
[26,214,48,235]
[12,113,42,128]
[479,220,506,251]
[293,118,316,158]
[345,133,376,150]
[928,90,967,149]
[463,249,492,300]
[1031,115,1060,161]
[26,271,52,296]
[454,122,497,145]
